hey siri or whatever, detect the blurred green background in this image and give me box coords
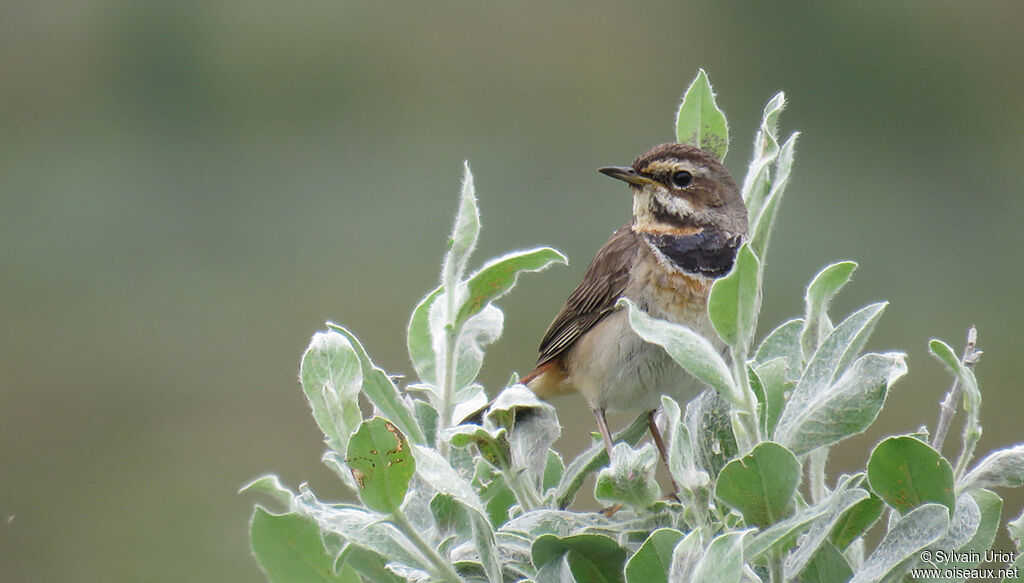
[2,1,1022,580]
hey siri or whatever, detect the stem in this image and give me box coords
[730,345,762,453]
[931,327,979,452]
[931,378,960,453]
[437,327,458,458]
[954,424,982,480]
[808,448,829,504]
[501,464,542,511]
[392,504,465,583]
[768,547,785,583]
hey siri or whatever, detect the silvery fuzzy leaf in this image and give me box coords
[755,318,805,382]
[849,504,950,583]
[774,352,906,456]
[958,445,1024,491]
[742,91,786,216]
[594,442,661,510]
[783,488,872,580]
[619,298,737,405]
[801,261,858,356]
[299,330,362,456]
[329,323,425,445]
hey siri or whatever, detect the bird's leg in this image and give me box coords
[592,407,615,457]
[648,410,682,500]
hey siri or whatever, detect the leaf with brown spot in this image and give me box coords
[345,417,415,513]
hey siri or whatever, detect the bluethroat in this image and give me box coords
[520,143,747,469]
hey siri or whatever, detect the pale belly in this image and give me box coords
[563,265,721,413]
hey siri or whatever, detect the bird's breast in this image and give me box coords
[625,251,715,332]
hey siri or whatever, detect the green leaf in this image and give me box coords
[966,493,1005,564]
[715,441,800,527]
[800,541,853,583]
[594,442,661,509]
[337,562,360,582]
[411,444,500,581]
[774,352,906,456]
[929,338,981,405]
[625,528,685,583]
[929,339,982,476]
[929,500,982,572]
[741,91,785,215]
[708,243,761,349]
[802,261,858,356]
[441,162,480,298]
[685,530,750,583]
[960,444,1024,490]
[486,384,561,489]
[337,545,405,583]
[685,389,738,479]
[493,532,534,580]
[456,247,567,327]
[240,475,296,509]
[411,444,488,518]
[447,424,511,468]
[754,317,805,381]
[345,417,415,513]
[783,488,872,579]
[430,492,468,538]
[299,331,363,455]
[502,508,615,539]
[407,287,443,386]
[619,298,737,405]
[552,413,649,508]
[927,491,995,582]
[661,396,710,493]
[471,513,503,583]
[292,492,429,571]
[790,302,887,404]
[479,465,517,527]
[451,303,505,396]
[250,508,346,583]
[867,435,955,516]
[830,490,884,550]
[532,534,627,583]
[328,323,426,445]
[535,554,578,583]
[666,530,702,582]
[676,69,729,161]
[745,496,854,561]
[849,503,950,583]
[412,399,439,447]
[750,358,789,437]
[748,132,798,260]
[544,450,565,492]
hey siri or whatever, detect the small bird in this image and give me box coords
[520,143,747,470]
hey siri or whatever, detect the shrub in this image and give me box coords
[244,71,1024,583]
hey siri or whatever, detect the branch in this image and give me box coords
[930,326,982,452]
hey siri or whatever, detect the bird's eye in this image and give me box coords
[671,170,693,188]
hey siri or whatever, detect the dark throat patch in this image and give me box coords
[642,230,742,278]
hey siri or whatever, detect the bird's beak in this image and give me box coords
[598,166,653,187]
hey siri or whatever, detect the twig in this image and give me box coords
[931,326,981,452]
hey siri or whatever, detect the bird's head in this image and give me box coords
[598,143,747,239]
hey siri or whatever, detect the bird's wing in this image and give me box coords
[536,226,639,366]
